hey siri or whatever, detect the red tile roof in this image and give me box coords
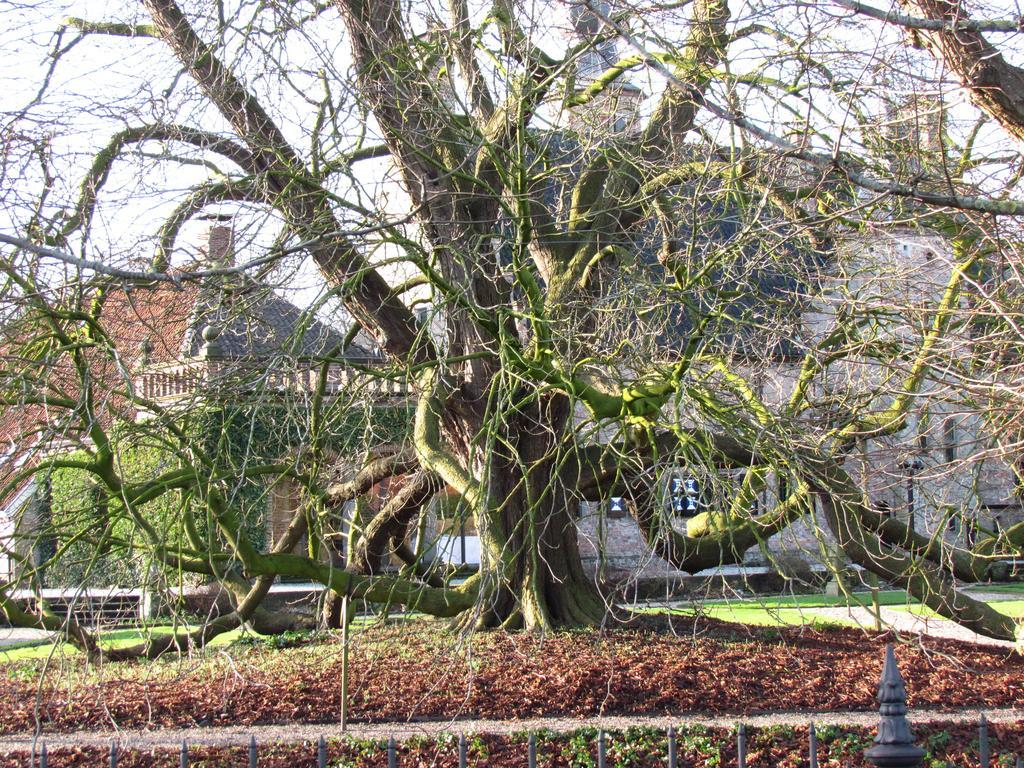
[0,278,199,507]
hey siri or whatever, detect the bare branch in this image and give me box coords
[827,0,1024,34]
[61,17,159,37]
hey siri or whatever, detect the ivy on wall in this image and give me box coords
[37,401,413,588]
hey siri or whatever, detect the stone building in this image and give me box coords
[4,7,1020,600]
[569,227,1024,589]
[544,3,1024,588]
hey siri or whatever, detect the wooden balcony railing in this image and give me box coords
[136,359,409,403]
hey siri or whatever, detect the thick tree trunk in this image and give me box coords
[320,547,346,629]
[461,393,607,631]
[469,487,606,631]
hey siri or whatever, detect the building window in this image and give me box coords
[608,496,628,519]
[677,477,701,516]
[577,50,603,82]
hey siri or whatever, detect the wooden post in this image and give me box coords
[869,572,883,632]
[341,594,350,732]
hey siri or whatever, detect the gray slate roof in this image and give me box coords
[180,282,377,362]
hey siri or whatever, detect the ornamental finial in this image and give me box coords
[864,645,925,768]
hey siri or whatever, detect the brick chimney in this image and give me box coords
[198,214,234,267]
[885,93,946,178]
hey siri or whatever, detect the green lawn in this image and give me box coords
[0,624,250,663]
[887,599,1024,620]
[663,590,907,629]
[698,590,910,610]
[0,612,394,663]
[688,603,857,628]
[989,599,1024,617]
[634,590,907,629]
[642,588,1024,629]
[972,583,1024,596]
[3,588,1019,663]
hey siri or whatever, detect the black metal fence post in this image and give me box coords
[317,735,327,768]
[737,723,747,768]
[249,735,257,768]
[179,739,188,768]
[597,730,606,768]
[39,743,47,768]
[809,722,818,768]
[667,725,677,768]
[864,645,925,768]
[459,732,467,768]
[109,739,118,768]
[528,732,536,768]
[388,735,397,768]
[979,714,990,768]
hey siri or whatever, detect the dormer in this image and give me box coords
[565,0,642,137]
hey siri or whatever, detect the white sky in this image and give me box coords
[1,0,1022,321]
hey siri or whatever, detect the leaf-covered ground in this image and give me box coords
[1,618,1021,735]
[3,723,1022,768]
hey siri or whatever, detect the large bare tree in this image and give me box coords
[1,0,1023,657]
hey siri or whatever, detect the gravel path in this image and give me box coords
[1,708,1022,752]
[960,590,1024,603]
[806,606,1018,648]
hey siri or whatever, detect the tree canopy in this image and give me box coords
[1,0,1024,656]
